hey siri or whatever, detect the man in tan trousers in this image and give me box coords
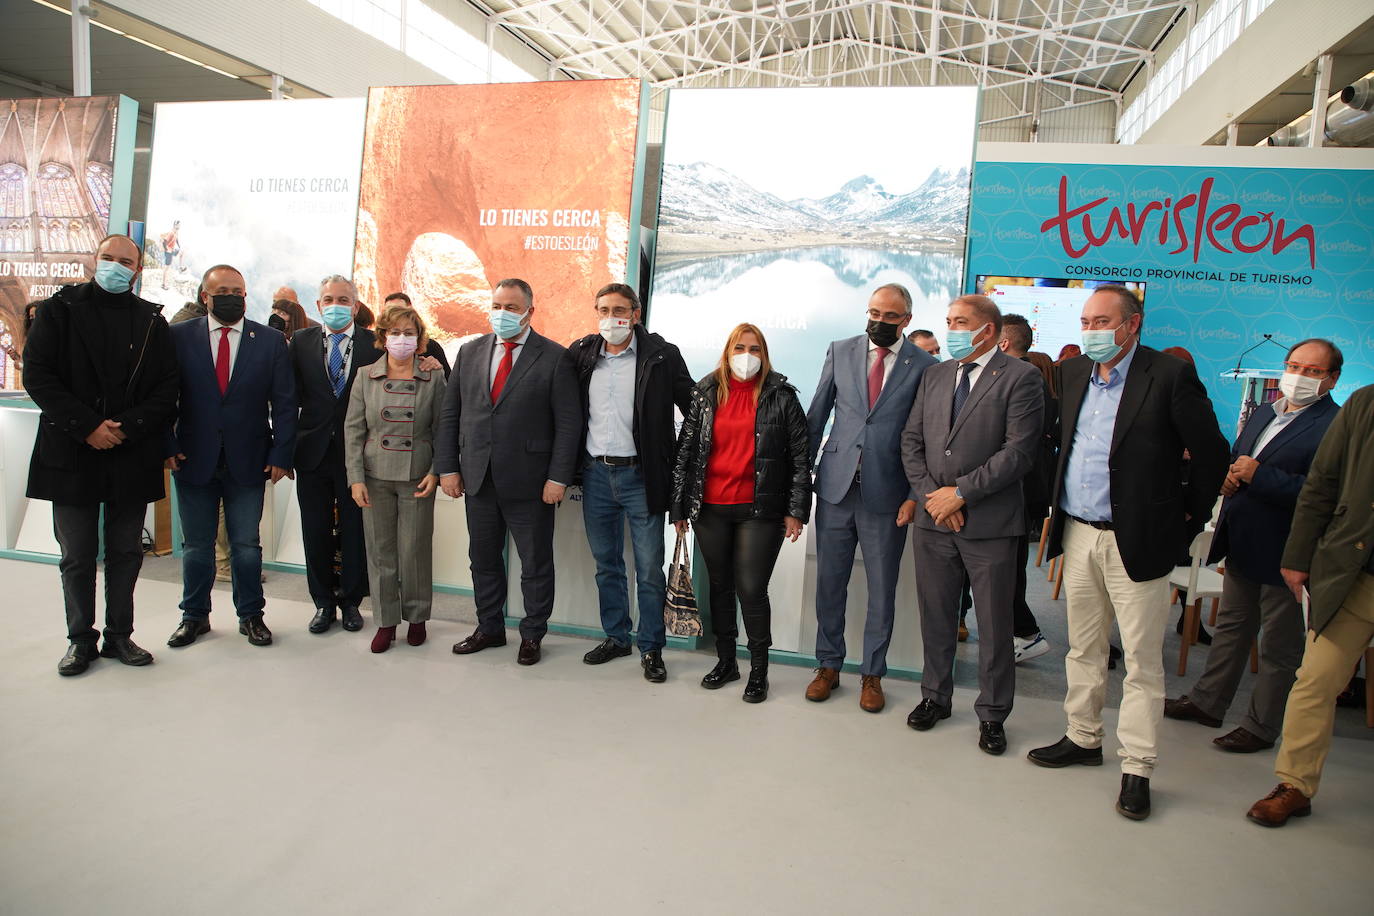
[1247,383,1374,827]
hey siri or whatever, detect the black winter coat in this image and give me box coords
[23,281,180,505]
[670,370,813,523]
[568,325,695,515]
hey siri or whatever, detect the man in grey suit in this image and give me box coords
[436,278,581,666]
[901,294,1043,754]
[805,283,937,713]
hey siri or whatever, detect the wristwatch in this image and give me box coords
[954,487,964,500]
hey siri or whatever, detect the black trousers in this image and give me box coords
[693,503,784,656]
[465,473,556,641]
[296,441,368,610]
[52,501,147,644]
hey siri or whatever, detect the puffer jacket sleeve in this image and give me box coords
[781,386,814,523]
[670,387,705,523]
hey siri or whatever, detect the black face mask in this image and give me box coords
[267,313,286,332]
[866,318,901,348]
[209,294,246,325]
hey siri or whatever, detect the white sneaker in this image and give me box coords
[1014,633,1050,663]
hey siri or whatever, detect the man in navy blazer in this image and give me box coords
[805,284,936,712]
[164,264,297,649]
[1166,339,1342,752]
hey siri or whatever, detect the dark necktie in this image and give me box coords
[868,346,889,409]
[329,333,347,397]
[491,341,517,401]
[951,362,973,423]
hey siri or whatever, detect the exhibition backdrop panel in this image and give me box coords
[968,144,1374,433]
[0,95,138,389]
[647,86,979,668]
[352,78,647,352]
[142,98,367,323]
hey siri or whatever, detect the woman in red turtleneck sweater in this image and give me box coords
[670,323,813,703]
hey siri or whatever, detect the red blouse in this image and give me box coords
[704,376,758,505]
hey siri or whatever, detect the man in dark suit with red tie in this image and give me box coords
[165,264,297,649]
[436,279,581,666]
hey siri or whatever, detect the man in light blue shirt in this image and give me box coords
[566,283,695,682]
[1059,344,1136,522]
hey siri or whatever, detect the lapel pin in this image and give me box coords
[249,331,256,338]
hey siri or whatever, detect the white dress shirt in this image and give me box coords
[951,345,997,395]
[1251,397,1314,456]
[208,316,245,378]
[322,325,355,385]
[866,337,897,394]
[488,326,532,385]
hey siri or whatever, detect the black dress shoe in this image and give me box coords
[1027,736,1104,768]
[742,664,768,703]
[641,650,667,683]
[308,607,336,634]
[340,605,364,632]
[1163,695,1223,728]
[1213,726,1275,753]
[100,636,153,666]
[701,657,740,689]
[452,629,508,654]
[517,639,541,666]
[1116,774,1151,820]
[979,720,1007,755]
[167,618,211,648]
[906,698,952,731]
[58,643,99,676]
[583,637,633,665]
[239,615,273,646]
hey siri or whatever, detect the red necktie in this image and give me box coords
[215,327,231,395]
[868,346,889,408]
[491,341,517,402]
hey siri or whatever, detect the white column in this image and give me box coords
[1309,53,1332,148]
[70,1,92,96]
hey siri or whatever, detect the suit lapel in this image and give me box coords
[493,330,543,406]
[223,321,257,400]
[870,338,915,415]
[1254,397,1328,461]
[947,349,1006,443]
[1109,346,1153,457]
[1059,358,1091,445]
[1236,403,1276,458]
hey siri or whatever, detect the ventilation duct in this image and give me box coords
[1268,73,1374,147]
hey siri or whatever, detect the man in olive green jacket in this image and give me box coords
[1246,383,1374,827]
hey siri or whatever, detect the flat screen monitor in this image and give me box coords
[973,274,1147,361]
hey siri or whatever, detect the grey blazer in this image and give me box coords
[900,348,1044,539]
[433,329,581,499]
[344,359,446,484]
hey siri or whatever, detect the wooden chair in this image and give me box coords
[1035,515,1052,567]
[1366,642,1373,729]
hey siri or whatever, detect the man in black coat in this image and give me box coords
[566,283,694,681]
[23,235,180,676]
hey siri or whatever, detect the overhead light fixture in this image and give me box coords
[30,0,240,80]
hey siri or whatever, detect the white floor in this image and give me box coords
[2,557,1371,916]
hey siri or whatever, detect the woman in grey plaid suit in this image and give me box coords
[345,301,446,653]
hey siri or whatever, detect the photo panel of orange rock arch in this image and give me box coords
[353,79,645,353]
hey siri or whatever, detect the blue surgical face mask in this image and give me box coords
[1082,324,1125,363]
[945,323,988,361]
[489,307,526,339]
[321,304,353,332]
[94,260,135,294]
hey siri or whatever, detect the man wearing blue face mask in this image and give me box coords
[23,234,180,676]
[1029,285,1228,821]
[436,279,582,666]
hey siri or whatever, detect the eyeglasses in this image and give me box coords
[867,309,906,322]
[1283,362,1329,379]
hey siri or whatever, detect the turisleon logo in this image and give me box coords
[1040,176,1317,268]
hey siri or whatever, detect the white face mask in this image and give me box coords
[1278,372,1324,407]
[729,352,761,380]
[598,317,632,345]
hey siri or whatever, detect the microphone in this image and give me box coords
[1232,333,1284,374]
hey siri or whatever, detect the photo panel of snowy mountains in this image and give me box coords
[649,86,978,402]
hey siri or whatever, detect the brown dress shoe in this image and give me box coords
[859,675,884,713]
[1214,726,1275,753]
[805,667,840,701]
[517,639,541,666]
[452,629,508,655]
[1247,783,1312,827]
[1163,695,1223,728]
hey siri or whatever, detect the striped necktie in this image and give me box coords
[329,333,347,397]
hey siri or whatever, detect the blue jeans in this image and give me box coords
[176,467,266,620]
[581,459,667,653]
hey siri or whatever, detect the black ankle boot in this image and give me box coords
[701,655,740,689]
[742,653,769,703]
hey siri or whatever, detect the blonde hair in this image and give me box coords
[714,322,772,406]
[374,302,429,354]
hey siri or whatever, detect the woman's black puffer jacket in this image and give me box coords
[670,370,813,523]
